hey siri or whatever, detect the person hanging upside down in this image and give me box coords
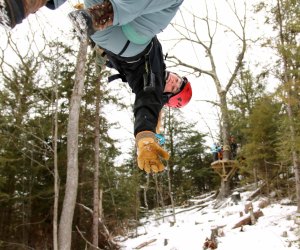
[1,0,193,174]
[69,0,192,173]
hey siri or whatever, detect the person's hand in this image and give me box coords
[73,3,84,9]
[136,131,170,173]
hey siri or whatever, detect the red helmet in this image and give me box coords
[165,77,192,108]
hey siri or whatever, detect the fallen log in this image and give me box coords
[154,203,207,221]
[232,210,264,229]
[246,182,266,201]
[134,239,157,249]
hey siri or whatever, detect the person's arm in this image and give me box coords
[133,37,169,173]
[133,88,163,136]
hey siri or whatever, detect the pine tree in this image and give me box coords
[0,52,56,248]
[0,35,126,248]
[255,0,300,211]
[229,68,266,146]
[242,96,281,192]
[164,108,217,203]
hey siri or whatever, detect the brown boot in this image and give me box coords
[23,0,48,17]
[0,0,47,29]
[0,0,24,29]
[68,0,114,39]
[88,0,113,31]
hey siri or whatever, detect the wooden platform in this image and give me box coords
[211,160,238,181]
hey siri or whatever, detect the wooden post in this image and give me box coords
[210,160,238,181]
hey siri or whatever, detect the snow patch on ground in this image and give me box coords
[117,190,300,250]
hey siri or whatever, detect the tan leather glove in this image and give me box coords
[73,3,84,10]
[136,131,170,173]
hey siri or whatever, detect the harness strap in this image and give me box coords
[104,39,154,82]
[105,59,126,82]
[108,74,126,83]
[118,40,130,56]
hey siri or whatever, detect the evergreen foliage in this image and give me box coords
[164,108,218,203]
[0,0,298,247]
[0,39,125,248]
[241,96,281,185]
[228,68,266,145]
[254,0,300,206]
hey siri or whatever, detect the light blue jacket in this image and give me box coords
[84,0,183,57]
[53,0,66,8]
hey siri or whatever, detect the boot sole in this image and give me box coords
[68,10,90,40]
[0,0,12,30]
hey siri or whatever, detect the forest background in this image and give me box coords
[0,0,299,249]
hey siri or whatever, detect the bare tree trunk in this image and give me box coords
[253,167,258,189]
[154,175,164,209]
[218,180,230,200]
[219,92,231,160]
[169,1,247,200]
[157,109,175,222]
[276,0,300,213]
[77,203,119,249]
[53,59,59,250]
[291,150,300,212]
[58,39,88,250]
[143,175,150,211]
[285,92,300,213]
[99,189,103,219]
[218,93,232,199]
[92,76,101,249]
[166,162,176,224]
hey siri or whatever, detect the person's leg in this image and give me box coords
[1,0,24,29]
[121,5,183,46]
[106,0,183,26]
[69,0,183,39]
[213,152,218,161]
[0,0,48,29]
[68,0,114,38]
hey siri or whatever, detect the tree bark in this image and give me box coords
[276,0,300,213]
[92,76,101,249]
[58,39,88,250]
[134,239,157,249]
[167,160,176,224]
[99,189,103,219]
[143,175,150,211]
[218,179,231,200]
[52,56,59,250]
[169,2,247,200]
[232,210,264,229]
[77,203,119,249]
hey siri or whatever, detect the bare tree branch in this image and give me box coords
[76,226,101,250]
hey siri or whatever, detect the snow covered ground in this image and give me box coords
[117,190,300,250]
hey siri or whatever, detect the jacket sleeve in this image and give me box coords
[132,37,166,136]
[99,38,166,136]
[133,86,163,136]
